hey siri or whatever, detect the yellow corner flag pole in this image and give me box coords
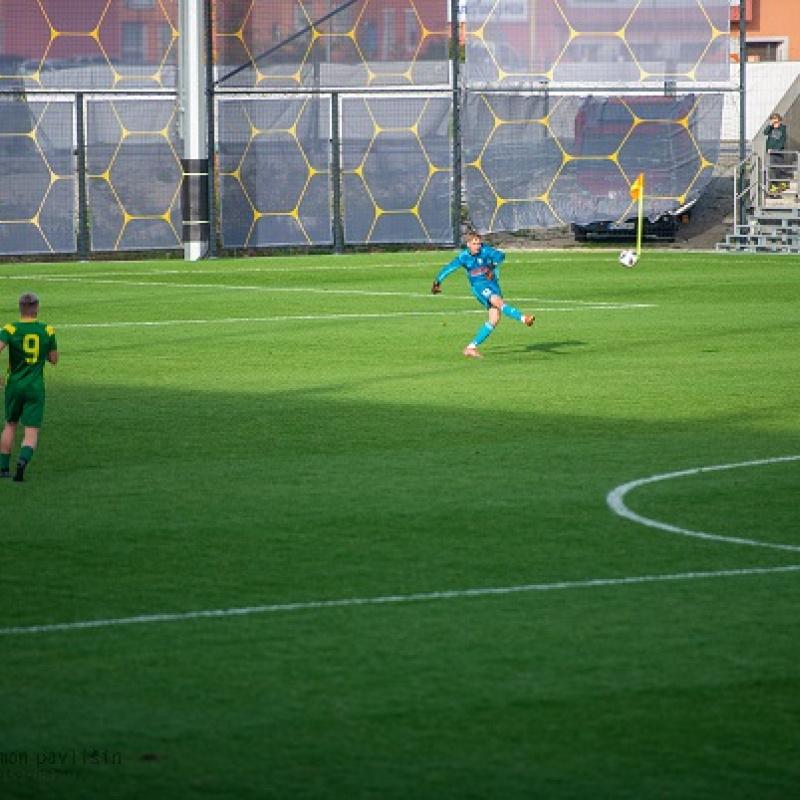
[630,173,645,257]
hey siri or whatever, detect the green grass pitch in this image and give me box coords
[1,249,799,799]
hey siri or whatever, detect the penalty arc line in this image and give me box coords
[607,455,800,552]
[4,458,798,637]
[2,564,800,637]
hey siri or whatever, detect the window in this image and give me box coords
[294,4,306,31]
[122,22,146,65]
[746,39,788,62]
[329,1,353,34]
[159,23,175,64]
[404,9,418,56]
[381,8,395,60]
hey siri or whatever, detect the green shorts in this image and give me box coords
[4,384,46,428]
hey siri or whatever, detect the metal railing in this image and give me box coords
[764,150,799,196]
[734,150,800,229]
[734,151,760,229]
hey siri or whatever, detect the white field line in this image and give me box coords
[0,254,610,281]
[607,455,800,552]
[6,274,654,329]
[58,311,482,329]
[57,304,646,329]
[24,273,656,308]
[2,564,799,637]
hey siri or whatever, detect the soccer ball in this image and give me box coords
[619,250,638,268]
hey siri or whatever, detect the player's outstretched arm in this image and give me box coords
[433,257,462,291]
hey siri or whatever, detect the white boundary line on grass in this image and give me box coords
[26,274,657,308]
[1,269,657,313]
[7,273,792,637]
[2,564,799,637]
[57,304,647,329]
[607,455,800,551]
[0,252,624,282]
[25,274,654,329]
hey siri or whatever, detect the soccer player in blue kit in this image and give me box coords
[431,230,534,358]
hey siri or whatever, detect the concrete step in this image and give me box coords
[734,221,799,233]
[718,194,800,251]
[716,241,800,254]
[725,232,800,244]
[755,206,800,219]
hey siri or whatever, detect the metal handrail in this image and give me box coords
[764,150,799,194]
[733,151,759,229]
[733,150,800,231]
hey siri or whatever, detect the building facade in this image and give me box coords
[731,0,800,62]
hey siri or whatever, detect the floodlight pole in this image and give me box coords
[179,0,209,261]
[451,0,462,247]
[738,0,747,225]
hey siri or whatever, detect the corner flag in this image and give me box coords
[630,173,645,256]
[630,173,644,201]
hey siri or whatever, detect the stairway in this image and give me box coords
[717,165,800,254]
[716,152,800,254]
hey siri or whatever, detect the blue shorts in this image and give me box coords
[471,280,502,309]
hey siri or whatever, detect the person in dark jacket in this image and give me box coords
[765,112,789,193]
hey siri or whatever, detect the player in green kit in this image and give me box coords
[0,292,59,482]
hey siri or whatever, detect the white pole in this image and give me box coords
[179,0,208,261]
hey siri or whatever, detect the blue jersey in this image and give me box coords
[435,243,506,288]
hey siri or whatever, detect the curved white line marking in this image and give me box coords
[4,458,798,637]
[607,455,800,551]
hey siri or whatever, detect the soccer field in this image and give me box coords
[2,249,799,799]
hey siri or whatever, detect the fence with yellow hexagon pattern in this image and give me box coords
[0,1,731,258]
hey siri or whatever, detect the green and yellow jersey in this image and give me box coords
[1,318,58,390]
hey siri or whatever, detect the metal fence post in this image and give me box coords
[331,92,344,254]
[451,0,462,247]
[205,0,217,258]
[75,92,90,261]
[738,0,747,227]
